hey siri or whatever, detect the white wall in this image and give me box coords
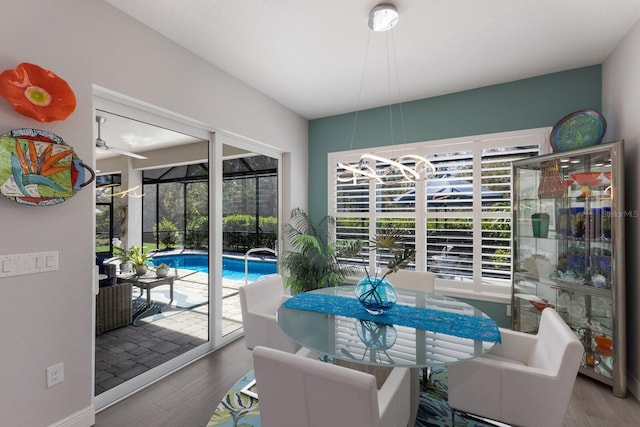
[603,18,640,399]
[0,1,307,426]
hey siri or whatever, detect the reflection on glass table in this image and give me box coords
[277,285,499,368]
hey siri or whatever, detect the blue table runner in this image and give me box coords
[284,292,501,343]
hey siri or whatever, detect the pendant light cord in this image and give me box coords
[338,4,436,184]
[349,30,373,152]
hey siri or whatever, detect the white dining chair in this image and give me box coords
[253,345,412,427]
[385,269,435,293]
[447,307,584,427]
[238,274,300,353]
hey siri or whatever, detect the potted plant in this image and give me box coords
[339,226,416,314]
[130,246,150,276]
[155,263,170,278]
[112,238,134,272]
[281,208,358,294]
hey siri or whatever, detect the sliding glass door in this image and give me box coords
[93,92,285,411]
[221,153,279,337]
[93,96,212,410]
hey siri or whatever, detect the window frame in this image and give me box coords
[95,174,122,257]
[327,127,551,302]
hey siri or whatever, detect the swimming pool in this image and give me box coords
[150,253,277,282]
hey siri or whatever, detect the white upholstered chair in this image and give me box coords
[253,346,411,427]
[447,307,584,427]
[385,269,435,293]
[238,274,300,353]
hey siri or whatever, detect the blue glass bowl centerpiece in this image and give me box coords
[355,276,397,315]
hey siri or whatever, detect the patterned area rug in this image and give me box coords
[206,368,495,426]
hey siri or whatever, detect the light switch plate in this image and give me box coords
[0,251,58,278]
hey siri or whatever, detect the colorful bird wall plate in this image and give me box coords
[0,128,94,206]
[550,109,607,153]
[0,63,76,122]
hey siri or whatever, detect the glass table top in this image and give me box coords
[277,285,498,368]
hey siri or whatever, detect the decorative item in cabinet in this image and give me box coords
[511,140,626,397]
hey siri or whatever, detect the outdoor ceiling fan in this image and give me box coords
[95,115,148,160]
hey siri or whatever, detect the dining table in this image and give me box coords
[277,284,501,427]
[277,284,501,369]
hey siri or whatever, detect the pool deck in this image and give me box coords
[95,266,246,396]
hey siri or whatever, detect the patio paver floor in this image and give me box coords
[95,271,243,395]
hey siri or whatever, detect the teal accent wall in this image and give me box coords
[308,65,602,224]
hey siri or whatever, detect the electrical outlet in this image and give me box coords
[46,363,64,388]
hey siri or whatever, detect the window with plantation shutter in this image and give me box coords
[328,128,549,297]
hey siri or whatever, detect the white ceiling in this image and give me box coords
[94,110,203,160]
[106,0,640,120]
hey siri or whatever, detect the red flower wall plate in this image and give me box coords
[0,63,76,122]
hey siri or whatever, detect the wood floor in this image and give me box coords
[95,338,253,427]
[95,337,640,427]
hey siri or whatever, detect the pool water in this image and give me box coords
[150,253,277,282]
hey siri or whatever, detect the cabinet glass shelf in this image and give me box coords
[511,141,626,397]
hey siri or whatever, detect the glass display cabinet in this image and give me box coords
[511,140,626,397]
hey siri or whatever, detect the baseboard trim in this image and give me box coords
[627,371,639,400]
[48,405,95,427]
[451,410,512,426]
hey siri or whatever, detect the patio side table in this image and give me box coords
[118,274,175,307]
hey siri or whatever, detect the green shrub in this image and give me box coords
[186,216,209,249]
[154,218,179,249]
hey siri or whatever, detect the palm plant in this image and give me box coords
[340,226,416,281]
[281,208,358,294]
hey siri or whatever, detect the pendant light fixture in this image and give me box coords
[337,3,435,184]
[369,3,400,32]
